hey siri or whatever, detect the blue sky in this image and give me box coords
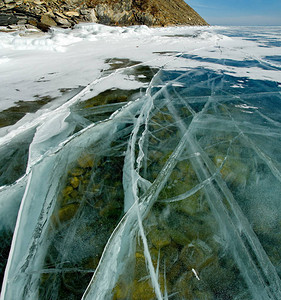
[186,0,281,25]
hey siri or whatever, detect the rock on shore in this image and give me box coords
[0,0,208,31]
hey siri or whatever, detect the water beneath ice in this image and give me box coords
[0,25,281,299]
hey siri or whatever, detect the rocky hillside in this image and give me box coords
[0,0,208,31]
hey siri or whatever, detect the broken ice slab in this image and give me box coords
[0,129,36,288]
[83,70,281,300]
[0,59,158,294]
[2,67,281,300]
[0,93,144,299]
[0,179,27,290]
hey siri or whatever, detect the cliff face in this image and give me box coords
[86,0,208,26]
[0,0,208,31]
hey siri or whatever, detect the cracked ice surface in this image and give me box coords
[0,25,281,299]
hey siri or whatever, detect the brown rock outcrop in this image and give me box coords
[87,0,208,26]
[0,0,208,31]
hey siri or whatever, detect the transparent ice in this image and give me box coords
[0,25,281,300]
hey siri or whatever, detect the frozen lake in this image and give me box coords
[0,24,281,299]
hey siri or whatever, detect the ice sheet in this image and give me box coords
[0,25,281,299]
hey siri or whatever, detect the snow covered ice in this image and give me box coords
[0,24,281,299]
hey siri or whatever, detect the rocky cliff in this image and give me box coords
[0,0,208,31]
